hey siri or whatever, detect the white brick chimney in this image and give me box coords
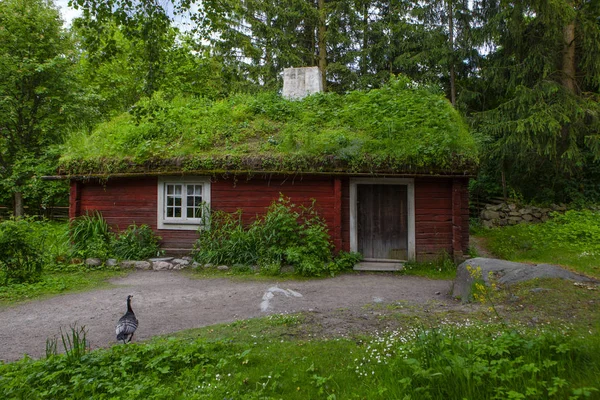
[282,66,323,100]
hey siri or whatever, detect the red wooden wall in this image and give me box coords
[71,175,469,259]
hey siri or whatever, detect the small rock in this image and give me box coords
[120,260,151,270]
[85,258,103,267]
[152,261,172,271]
[149,257,174,262]
[172,258,190,267]
[435,291,441,295]
[217,265,229,271]
[106,259,118,267]
[203,263,214,269]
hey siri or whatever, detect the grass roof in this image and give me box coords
[59,77,478,176]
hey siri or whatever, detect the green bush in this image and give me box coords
[0,218,45,285]
[69,211,113,259]
[69,212,162,261]
[112,223,162,260]
[194,196,355,276]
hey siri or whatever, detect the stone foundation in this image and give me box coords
[480,202,566,228]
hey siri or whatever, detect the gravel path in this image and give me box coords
[0,271,454,362]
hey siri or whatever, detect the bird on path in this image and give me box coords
[116,295,138,344]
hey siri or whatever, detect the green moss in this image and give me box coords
[60,78,478,175]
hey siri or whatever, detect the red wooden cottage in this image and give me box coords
[56,79,477,264]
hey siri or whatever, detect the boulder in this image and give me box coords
[453,257,596,302]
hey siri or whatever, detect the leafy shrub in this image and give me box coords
[194,196,350,276]
[69,211,113,259]
[70,212,162,261]
[112,223,162,260]
[0,218,45,285]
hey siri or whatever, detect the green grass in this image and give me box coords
[1,311,598,399]
[60,78,478,176]
[0,268,126,307]
[473,210,600,279]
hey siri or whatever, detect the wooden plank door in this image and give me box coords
[357,184,408,260]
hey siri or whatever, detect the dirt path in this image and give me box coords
[0,271,456,362]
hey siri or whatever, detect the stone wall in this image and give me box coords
[480,202,567,228]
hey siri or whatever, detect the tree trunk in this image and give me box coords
[447,0,456,106]
[562,20,576,94]
[14,191,24,217]
[318,0,327,91]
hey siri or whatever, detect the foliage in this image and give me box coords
[0,218,45,285]
[476,210,600,279]
[60,78,477,175]
[0,0,76,214]
[112,223,162,260]
[69,211,162,260]
[1,319,598,399]
[194,196,355,277]
[472,0,600,203]
[359,325,600,399]
[46,324,90,363]
[69,211,113,259]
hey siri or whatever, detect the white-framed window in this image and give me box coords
[158,177,211,230]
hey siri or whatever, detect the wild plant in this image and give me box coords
[0,218,44,285]
[193,196,355,276]
[69,211,113,259]
[112,223,162,260]
[45,324,90,364]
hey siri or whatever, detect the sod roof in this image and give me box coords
[58,78,478,177]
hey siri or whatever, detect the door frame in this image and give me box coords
[349,178,415,261]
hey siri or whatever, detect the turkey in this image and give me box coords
[116,295,138,343]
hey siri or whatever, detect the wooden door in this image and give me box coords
[357,184,408,260]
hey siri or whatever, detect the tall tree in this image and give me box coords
[473,0,600,202]
[0,0,75,216]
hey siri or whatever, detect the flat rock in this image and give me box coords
[453,257,596,302]
[152,261,172,271]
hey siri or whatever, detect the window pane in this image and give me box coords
[174,185,182,195]
[195,207,202,218]
[195,185,202,195]
[194,196,203,206]
[187,185,194,196]
[174,197,182,206]
[167,207,173,218]
[187,207,194,218]
[174,208,181,218]
[167,185,173,195]
[167,197,174,206]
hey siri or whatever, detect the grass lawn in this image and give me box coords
[0,268,127,307]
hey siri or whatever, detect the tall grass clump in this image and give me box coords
[69,211,162,260]
[69,211,113,259]
[194,196,360,276]
[481,209,600,278]
[0,218,46,285]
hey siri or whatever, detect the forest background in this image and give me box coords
[1,0,599,216]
